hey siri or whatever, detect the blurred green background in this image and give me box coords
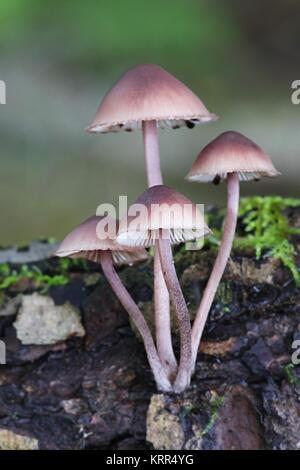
[0,0,299,245]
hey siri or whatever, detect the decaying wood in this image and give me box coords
[0,227,299,450]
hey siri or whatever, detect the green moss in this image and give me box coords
[181,401,196,417]
[204,210,224,247]
[201,395,225,436]
[44,236,57,244]
[282,363,299,386]
[0,264,69,292]
[215,281,233,305]
[234,196,300,285]
[58,257,89,273]
[204,197,300,285]
[0,263,10,277]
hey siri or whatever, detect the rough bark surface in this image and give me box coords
[0,208,299,450]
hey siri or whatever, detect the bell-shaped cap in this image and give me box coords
[86,64,217,133]
[117,185,211,247]
[186,130,280,183]
[55,215,148,266]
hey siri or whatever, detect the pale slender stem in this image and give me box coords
[154,250,178,379]
[100,250,172,392]
[142,120,177,379]
[157,232,192,393]
[142,120,163,186]
[191,172,240,368]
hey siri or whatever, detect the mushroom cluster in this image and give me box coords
[56,64,279,393]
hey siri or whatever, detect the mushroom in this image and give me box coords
[86,64,217,379]
[55,215,172,392]
[186,130,280,367]
[117,185,211,391]
[86,64,217,135]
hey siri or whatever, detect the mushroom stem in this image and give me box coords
[157,231,192,393]
[154,251,178,379]
[99,250,172,392]
[191,172,240,367]
[143,120,177,379]
[142,120,163,186]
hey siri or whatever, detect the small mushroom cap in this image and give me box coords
[55,215,148,266]
[86,64,217,133]
[186,130,280,183]
[117,185,211,247]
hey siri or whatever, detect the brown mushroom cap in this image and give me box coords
[186,130,280,183]
[117,185,211,247]
[86,64,217,133]
[55,215,148,266]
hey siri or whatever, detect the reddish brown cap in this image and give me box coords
[86,64,217,133]
[186,131,280,183]
[55,215,148,266]
[117,185,211,247]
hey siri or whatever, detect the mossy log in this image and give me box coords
[0,201,299,450]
